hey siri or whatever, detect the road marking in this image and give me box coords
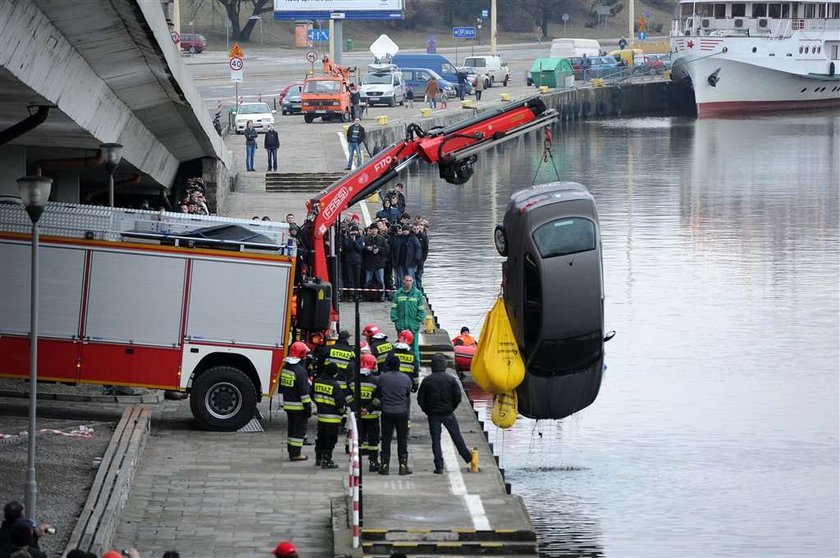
[338,130,349,159]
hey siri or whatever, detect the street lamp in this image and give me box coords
[100,143,123,207]
[17,175,53,522]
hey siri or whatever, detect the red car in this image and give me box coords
[278,81,305,104]
[180,33,207,54]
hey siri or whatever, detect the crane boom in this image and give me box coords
[302,96,557,285]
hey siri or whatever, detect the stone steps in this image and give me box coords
[265,171,347,192]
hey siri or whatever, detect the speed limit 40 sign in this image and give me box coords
[229,57,243,71]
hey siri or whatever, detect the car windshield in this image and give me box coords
[532,217,596,258]
[238,103,270,114]
[364,73,393,84]
[304,80,341,93]
[464,58,485,67]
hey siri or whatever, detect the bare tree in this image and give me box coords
[215,0,272,42]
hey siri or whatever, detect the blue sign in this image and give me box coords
[638,31,647,40]
[452,26,477,39]
[307,29,329,42]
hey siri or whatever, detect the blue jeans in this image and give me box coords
[347,142,362,168]
[246,144,256,170]
[365,268,385,300]
[266,148,277,171]
[428,96,436,108]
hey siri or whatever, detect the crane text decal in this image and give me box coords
[323,186,349,220]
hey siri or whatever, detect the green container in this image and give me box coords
[529,58,574,89]
[346,38,352,51]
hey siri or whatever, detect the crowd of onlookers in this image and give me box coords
[177,177,209,215]
[339,183,429,302]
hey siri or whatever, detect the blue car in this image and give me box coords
[401,68,459,98]
[585,56,621,79]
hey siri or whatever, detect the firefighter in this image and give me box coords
[323,329,356,391]
[362,323,394,374]
[345,353,382,471]
[280,341,312,462]
[312,362,346,469]
[393,330,420,392]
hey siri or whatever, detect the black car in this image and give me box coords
[494,181,613,419]
[281,84,303,115]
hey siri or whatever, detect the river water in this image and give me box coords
[402,111,839,557]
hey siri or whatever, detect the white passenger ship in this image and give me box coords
[670,0,840,116]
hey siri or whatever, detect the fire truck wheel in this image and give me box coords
[190,366,257,431]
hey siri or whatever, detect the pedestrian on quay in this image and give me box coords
[390,275,426,363]
[346,353,382,471]
[272,541,299,557]
[345,118,366,170]
[341,225,365,300]
[417,353,474,474]
[474,72,485,101]
[376,198,400,224]
[425,77,438,109]
[349,84,362,120]
[400,224,423,285]
[389,183,407,214]
[362,224,389,302]
[312,362,346,469]
[376,354,414,476]
[456,68,468,100]
[405,86,414,108]
[264,124,279,172]
[437,87,448,109]
[389,222,406,285]
[413,221,429,291]
[244,120,257,172]
[280,341,313,462]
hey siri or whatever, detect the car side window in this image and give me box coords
[442,63,455,75]
[417,71,429,83]
[532,218,596,258]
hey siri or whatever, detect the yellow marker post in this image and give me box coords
[420,107,432,118]
[592,78,605,87]
[500,93,511,101]
[377,115,389,125]
[461,99,475,109]
[539,85,549,94]
[425,315,435,334]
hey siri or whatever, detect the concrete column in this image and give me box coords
[0,146,26,197]
[491,0,497,54]
[334,21,343,65]
[329,20,335,62]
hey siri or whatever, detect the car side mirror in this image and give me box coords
[604,330,616,342]
[271,109,276,114]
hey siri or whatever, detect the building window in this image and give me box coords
[768,3,782,17]
[732,3,746,16]
[714,4,726,17]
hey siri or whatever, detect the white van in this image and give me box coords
[360,64,406,107]
[462,55,511,87]
[549,38,602,59]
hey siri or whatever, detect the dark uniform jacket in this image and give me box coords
[312,375,346,423]
[369,337,394,372]
[280,361,312,414]
[417,370,463,416]
[345,373,382,419]
[391,345,419,391]
[321,340,356,390]
[375,369,413,416]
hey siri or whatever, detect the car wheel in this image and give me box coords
[494,225,508,257]
[485,78,491,89]
[303,114,314,123]
[189,46,196,55]
[189,365,257,431]
[341,110,352,122]
[389,96,396,107]
[503,75,509,86]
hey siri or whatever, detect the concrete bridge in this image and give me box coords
[0,0,229,208]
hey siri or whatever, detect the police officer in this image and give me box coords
[345,353,382,471]
[280,341,312,461]
[322,330,356,391]
[362,323,394,373]
[392,330,419,392]
[312,362,346,469]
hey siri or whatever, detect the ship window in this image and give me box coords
[768,4,781,17]
[831,3,840,18]
[781,4,790,18]
[714,4,726,17]
[818,3,826,17]
[752,4,767,17]
[732,3,746,16]
[799,46,804,53]
[532,218,596,259]
[698,3,714,16]
[804,4,816,18]
[681,3,693,16]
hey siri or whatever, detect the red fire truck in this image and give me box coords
[0,96,558,431]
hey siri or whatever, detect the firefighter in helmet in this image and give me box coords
[345,353,382,471]
[393,329,420,392]
[312,361,346,469]
[321,329,356,392]
[280,341,312,461]
[362,323,393,373]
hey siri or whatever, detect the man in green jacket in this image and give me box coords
[390,275,426,362]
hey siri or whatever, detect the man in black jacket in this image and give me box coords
[345,117,366,170]
[362,224,389,302]
[264,124,279,171]
[375,353,414,476]
[417,353,473,474]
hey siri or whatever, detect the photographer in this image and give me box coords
[362,224,389,302]
[341,225,365,301]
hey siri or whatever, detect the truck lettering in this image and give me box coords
[324,186,349,220]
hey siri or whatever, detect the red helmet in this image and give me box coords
[362,323,381,337]
[359,340,371,354]
[102,553,123,558]
[272,540,298,557]
[398,330,414,345]
[361,353,378,371]
[288,341,309,359]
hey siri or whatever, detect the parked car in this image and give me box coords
[391,53,470,92]
[586,56,621,79]
[280,84,303,115]
[401,68,458,98]
[360,65,406,107]
[180,33,207,53]
[278,81,304,105]
[234,102,275,133]
[462,55,511,86]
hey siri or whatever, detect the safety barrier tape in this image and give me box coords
[0,425,94,441]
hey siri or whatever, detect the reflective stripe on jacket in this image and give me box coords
[280,362,311,411]
[312,376,346,423]
[393,347,419,389]
[346,375,382,418]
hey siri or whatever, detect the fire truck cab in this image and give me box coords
[0,204,297,431]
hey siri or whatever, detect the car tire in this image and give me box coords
[303,114,314,123]
[389,96,396,107]
[494,225,508,257]
[189,365,257,431]
[341,110,352,122]
[189,46,196,55]
[503,75,509,86]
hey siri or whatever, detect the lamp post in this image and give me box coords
[17,175,53,522]
[100,143,123,207]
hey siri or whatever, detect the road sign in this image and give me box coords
[170,31,180,44]
[308,28,329,42]
[229,57,244,71]
[230,70,243,83]
[305,50,318,63]
[481,9,488,18]
[229,43,244,59]
[452,26,476,39]
[562,13,570,21]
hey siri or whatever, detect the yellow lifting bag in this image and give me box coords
[491,391,518,429]
[470,298,526,394]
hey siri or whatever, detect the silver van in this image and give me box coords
[360,65,406,107]
[494,181,613,419]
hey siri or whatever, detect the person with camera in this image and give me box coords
[341,225,365,301]
[280,342,313,462]
[362,224,389,302]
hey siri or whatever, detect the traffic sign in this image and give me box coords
[481,9,488,18]
[452,26,476,39]
[230,70,243,83]
[229,57,244,71]
[228,43,244,59]
[307,28,329,42]
[305,50,318,63]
